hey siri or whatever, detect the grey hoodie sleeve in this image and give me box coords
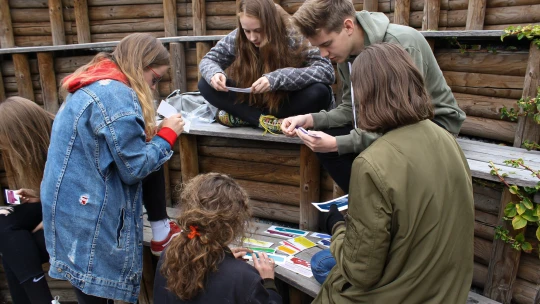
[263,37,335,91]
[199,30,238,85]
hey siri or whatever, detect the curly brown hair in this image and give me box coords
[160,173,252,300]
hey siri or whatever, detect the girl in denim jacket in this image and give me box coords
[41,33,184,303]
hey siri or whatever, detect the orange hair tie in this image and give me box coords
[187,225,201,239]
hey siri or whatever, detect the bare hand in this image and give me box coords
[161,114,185,136]
[0,207,14,216]
[251,76,271,94]
[252,252,275,279]
[281,114,314,137]
[14,189,40,203]
[32,221,43,233]
[211,73,228,92]
[296,130,338,153]
[231,247,252,259]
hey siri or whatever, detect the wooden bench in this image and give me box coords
[142,207,501,304]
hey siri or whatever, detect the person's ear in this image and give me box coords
[343,18,355,35]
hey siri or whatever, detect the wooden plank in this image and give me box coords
[460,116,516,143]
[443,71,525,90]
[48,0,66,45]
[198,136,299,150]
[394,0,411,25]
[466,159,539,188]
[37,52,59,113]
[422,0,441,30]
[250,199,299,223]
[236,179,300,206]
[454,92,518,121]
[164,0,177,37]
[198,145,300,166]
[450,86,523,100]
[513,42,540,148]
[484,5,540,26]
[0,0,14,48]
[179,134,199,183]
[474,236,493,266]
[74,0,91,43]
[475,221,495,240]
[170,42,187,92]
[12,53,34,101]
[187,124,303,144]
[484,188,523,302]
[363,0,378,11]
[465,0,486,30]
[436,51,528,77]
[299,145,320,231]
[196,42,210,80]
[473,183,502,215]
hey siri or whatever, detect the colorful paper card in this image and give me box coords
[264,226,309,239]
[248,247,276,254]
[317,239,331,248]
[289,236,316,250]
[276,244,300,256]
[244,252,287,265]
[5,190,20,205]
[312,194,348,212]
[280,257,313,278]
[243,238,274,248]
[311,232,331,239]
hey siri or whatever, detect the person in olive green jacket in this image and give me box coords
[281,0,466,193]
[311,43,474,304]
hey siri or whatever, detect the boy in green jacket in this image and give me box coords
[281,0,466,193]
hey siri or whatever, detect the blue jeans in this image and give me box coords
[311,249,337,284]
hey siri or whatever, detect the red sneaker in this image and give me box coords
[150,221,181,256]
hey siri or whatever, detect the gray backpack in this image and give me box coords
[164,90,218,124]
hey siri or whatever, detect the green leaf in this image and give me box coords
[523,197,534,209]
[522,242,533,253]
[509,185,520,195]
[504,203,518,218]
[536,204,540,217]
[512,215,528,230]
[515,232,525,243]
[536,226,540,241]
[516,203,527,215]
[521,209,538,222]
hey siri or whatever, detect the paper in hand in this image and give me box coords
[312,194,349,212]
[156,100,178,118]
[226,86,252,93]
[5,190,20,205]
[297,127,320,138]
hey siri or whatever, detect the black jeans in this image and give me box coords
[142,165,168,221]
[0,203,51,304]
[73,287,114,304]
[315,126,357,194]
[198,78,333,125]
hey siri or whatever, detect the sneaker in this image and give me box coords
[258,115,282,135]
[216,110,251,127]
[51,296,61,304]
[151,221,181,256]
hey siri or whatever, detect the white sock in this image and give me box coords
[150,219,171,242]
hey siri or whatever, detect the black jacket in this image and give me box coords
[154,249,282,304]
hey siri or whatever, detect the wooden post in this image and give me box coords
[0,0,15,48]
[394,0,411,26]
[363,0,378,12]
[48,0,66,45]
[192,0,209,80]
[12,54,34,101]
[484,188,523,303]
[299,145,320,231]
[74,0,91,44]
[179,135,199,183]
[170,42,187,92]
[196,43,211,81]
[0,64,5,101]
[422,0,441,31]
[465,0,486,30]
[332,181,345,199]
[37,52,59,113]
[513,42,540,148]
[164,0,177,37]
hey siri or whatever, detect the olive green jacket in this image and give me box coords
[311,12,466,155]
[313,120,474,304]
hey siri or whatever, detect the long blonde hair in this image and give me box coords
[229,0,308,113]
[0,97,54,192]
[61,33,169,135]
[161,173,252,300]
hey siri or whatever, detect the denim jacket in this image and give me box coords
[41,80,173,303]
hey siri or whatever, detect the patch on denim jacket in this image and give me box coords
[98,79,111,85]
[79,195,89,205]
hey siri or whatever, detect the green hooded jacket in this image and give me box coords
[311,11,466,155]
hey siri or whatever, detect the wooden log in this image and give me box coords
[394,0,411,25]
[450,86,523,100]
[474,221,495,241]
[473,261,488,288]
[363,0,378,12]
[484,23,540,31]
[474,236,492,266]
[422,0,441,30]
[443,71,525,90]
[436,51,528,77]
[484,188,523,302]
[179,135,199,184]
[512,278,538,304]
[177,2,237,17]
[473,183,502,215]
[164,0,177,37]
[74,0,91,43]
[465,0,486,30]
[460,116,516,144]
[514,42,540,149]
[475,209,498,227]
[12,54,34,101]
[192,0,206,35]
[0,0,15,48]
[8,0,48,8]
[10,9,51,23]
[299,145,320,231]
[207,16,236,30]
[518,253,540,285]
[250,199,299,223]
[37,52,59,113]
[197,136,298,150]
[484,5,540,26]
[454,92,518,121]
[198,146,300,167]
[196,42,211,80]
[170,42,187,92]
[236,179,300,206]
[86,4,164,21]
[48,0,66,45]
[199,156,299,186]
[11,21,74,36]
